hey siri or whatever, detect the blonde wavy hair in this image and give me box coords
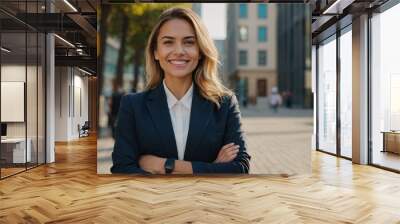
[145,7,233,108]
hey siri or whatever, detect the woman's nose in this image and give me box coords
[173,44,185,55]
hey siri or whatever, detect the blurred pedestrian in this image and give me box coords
[243,95,248,108]
[269,86,282,112]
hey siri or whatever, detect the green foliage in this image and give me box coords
[108,3,191,64]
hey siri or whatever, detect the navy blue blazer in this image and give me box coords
[110,83,251,174]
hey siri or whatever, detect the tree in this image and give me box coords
[126,4,167,92]
[108,5,131,88]
[108,3,191,90]
[98,4,110,94]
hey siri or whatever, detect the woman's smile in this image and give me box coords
[154,18,200,79]
[168,59,190,68]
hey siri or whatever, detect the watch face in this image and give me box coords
[165,159,174,174]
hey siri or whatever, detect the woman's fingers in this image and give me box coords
[221,144,239,153]
[225,148,239,161]
[220,142,235,151]
[217,144,234,158]
[217,145,240,163]
[218,146,236,159]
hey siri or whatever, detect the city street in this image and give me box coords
[98,105,313,175]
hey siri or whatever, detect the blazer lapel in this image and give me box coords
[145,84,178,159]
[184,85,213,160]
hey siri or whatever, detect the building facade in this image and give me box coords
[226,3,277,105]
[277,4,312,108]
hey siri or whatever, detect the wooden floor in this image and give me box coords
[372,151,400,171]
[0,167,26,178]
[1,135,400,223]
[1,163,45,178]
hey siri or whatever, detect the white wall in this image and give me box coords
[55,66,69,141]
[55,67,89,141]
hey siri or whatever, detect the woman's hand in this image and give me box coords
[139,155,166,174]
[214,143,240,163]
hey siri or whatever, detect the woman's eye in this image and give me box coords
[163,41,173,45]
[184,41,195,45]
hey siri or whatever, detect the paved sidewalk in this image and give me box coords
[98,106,314,175]
[241,104,313,118]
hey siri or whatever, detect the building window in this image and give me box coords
[258,50,267,66]
[258,26,267,42]
[239,50,247,66]
[258,4,268,18]
[239,25,248,41]
[239,4,248,18]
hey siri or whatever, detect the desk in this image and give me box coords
[1,138,31,163]
[382,131,400,154]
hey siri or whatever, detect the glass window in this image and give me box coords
[27,31,39,170]
[239,4,248,18]
[317,36,337,155]
[371,3,400,171]
[339,28,352,158]
[0,1,46,179]
[239,25,248,41]
[258,26,267,42]
[239,50,247,66]
[1,32,28,177]
[258,4,268,19]
[258,50,267,66]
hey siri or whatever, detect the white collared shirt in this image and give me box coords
[163,80,193,160]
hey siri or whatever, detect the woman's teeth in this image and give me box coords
[169,60,188,65]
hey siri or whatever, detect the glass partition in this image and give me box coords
[1,30,28,177]
[0,0,46,179]
[371,3,400,171]
[27,30,38,169]
[317,35,337,154]
[339,27,352,158]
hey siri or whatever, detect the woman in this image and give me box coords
[111,7,250,174]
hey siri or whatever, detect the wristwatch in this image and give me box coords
[164,158,175,174]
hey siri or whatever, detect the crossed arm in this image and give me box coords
[110,95,250,174]
[138,143,240,174]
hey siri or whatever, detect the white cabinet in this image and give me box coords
[1,138,32,163]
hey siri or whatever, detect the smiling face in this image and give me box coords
[154,18,201,81]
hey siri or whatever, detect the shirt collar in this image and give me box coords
[163,79,193,110]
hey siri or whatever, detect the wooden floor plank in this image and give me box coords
[1,134,400,223]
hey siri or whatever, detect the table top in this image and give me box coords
[381,131,400,134]
[1,138,30,143]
